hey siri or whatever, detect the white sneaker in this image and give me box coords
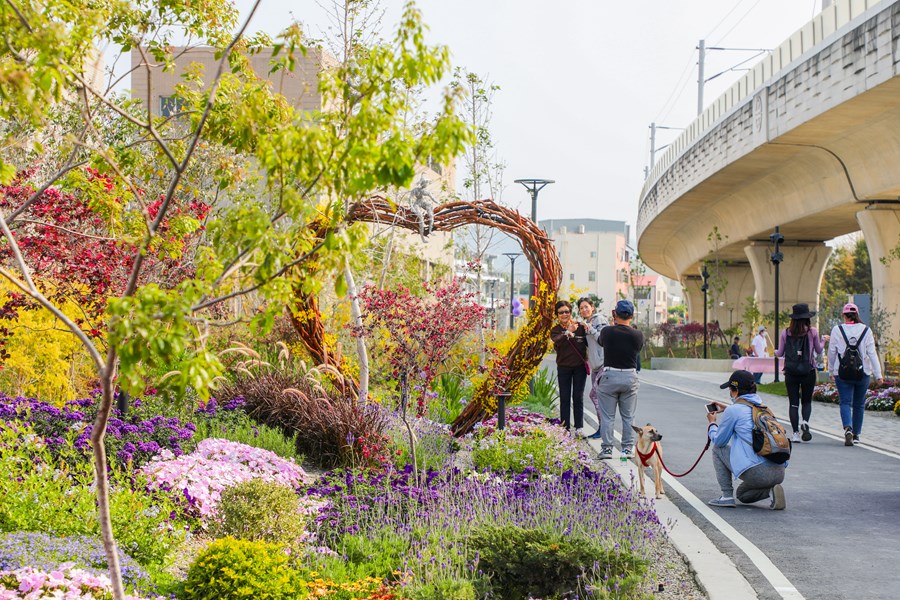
[791,431,801,443]
[770,484,786,510]
[597,448,613,460]
[574,428,586,439]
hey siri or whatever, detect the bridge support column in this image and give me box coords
[744,242,832,318]
[857,205,900,338]
[681,275,705,323]
[706,263,756,333]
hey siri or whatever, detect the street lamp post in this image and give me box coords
[503,253,521,331]
[770,227,784,382]
[490,280,496,331]
[701,265,710,359]
[513,179,554,300]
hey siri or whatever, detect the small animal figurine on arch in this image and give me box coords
[632,424,665,499]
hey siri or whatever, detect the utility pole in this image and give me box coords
[697,39,706,116]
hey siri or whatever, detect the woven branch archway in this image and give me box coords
[290,198,562,435]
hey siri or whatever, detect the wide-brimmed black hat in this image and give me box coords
[719,370,755,393]
[788,303,816,320]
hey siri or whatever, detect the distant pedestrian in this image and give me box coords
[729,336,743,360]
[577,297,606,439]
[827,303,883,446]
[550,300,588,435]
[774,304,826,443]
[706,370,787,510]
[750,325,769,383]
[596,299,644,460]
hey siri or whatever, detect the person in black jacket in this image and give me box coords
[550,300,588,435]
[596,300,644,460]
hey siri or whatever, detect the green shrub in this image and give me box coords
[0,423,183,568]
[408,578,476,600]
[181,537,307,600]
[469,524,645,600]
[210,479,307,547]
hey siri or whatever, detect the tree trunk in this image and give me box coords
[344,258,369,403]
[93,366,125,599]
[399,371,419,486]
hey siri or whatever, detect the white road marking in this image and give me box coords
[583,396,806,600]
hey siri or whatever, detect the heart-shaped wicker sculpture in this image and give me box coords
[290,197,561,435]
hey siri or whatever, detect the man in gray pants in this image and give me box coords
[707,370,787,510]
[596,300,644,460]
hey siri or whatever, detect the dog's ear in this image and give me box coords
[632,425,643,435]
[646,423,652,426]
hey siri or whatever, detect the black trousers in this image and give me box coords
[785,370,816,432]
[557,365,587,429]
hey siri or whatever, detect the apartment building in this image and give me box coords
[129,46,455,275]
[540,219,630,316]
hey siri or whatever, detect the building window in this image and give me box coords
[569,273,575,281]
[159,95,186,117]
[588,271,596,282]
[590,251,597,258]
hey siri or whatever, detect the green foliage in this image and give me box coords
[756,381,788,396]
[470,427,578,474]
[430,373,471,424]
[190,409,302,462]
[210,480,307,547]
[820,238,872,332]
[182,537,307,600]
[469,524,646,600]
[408,578,476,600]
[521,367,559,416]
[300,531,409,585]
[0,424,182,568]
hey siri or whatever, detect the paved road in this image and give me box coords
[551,364,900,600]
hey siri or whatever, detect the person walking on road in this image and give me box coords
[707,370,787,510]
[774,304,827,443]
[550,300,588,436]
[596,299,644,460]
[750,325,769,384]
[577,297,606,439]
[827,303,883,446]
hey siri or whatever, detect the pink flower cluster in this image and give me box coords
[0,564,162,599]
[140,438,307,521]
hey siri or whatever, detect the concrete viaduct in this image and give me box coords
[637,0,900,336]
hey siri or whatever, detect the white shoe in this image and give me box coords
[574,428,586,439]
[791,431,801,443]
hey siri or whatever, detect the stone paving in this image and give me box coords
[637,369,900,455]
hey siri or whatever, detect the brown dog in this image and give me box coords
[631,424,664,499]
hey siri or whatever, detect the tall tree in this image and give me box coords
[0,2,469,597]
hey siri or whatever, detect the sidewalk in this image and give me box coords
[638,369,900,455]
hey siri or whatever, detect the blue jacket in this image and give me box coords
[707,393,787,477]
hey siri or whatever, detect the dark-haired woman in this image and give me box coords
[774,304,826,443]
[550,300,588,435]
[827,302,883,446]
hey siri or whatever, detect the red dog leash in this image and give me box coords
[635,439,712,478]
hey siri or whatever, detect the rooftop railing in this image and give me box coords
[639,0,891,201]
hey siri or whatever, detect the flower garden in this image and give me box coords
[0,386,677,599]
[811,378,900,414]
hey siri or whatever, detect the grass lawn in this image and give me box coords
[757,381,787,396]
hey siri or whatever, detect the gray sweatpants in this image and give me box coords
[712,444,785,503]
[597,370,639,453]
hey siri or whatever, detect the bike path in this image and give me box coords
[613,371,900,600]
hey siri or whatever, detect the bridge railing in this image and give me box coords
[640,0,889,202]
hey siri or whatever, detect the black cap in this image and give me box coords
[719,370,755,393]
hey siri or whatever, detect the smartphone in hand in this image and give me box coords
[705,403,720,414]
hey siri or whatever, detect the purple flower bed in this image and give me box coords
[0,392,249,468]
[812,379,900,411]
[0,532,153,593]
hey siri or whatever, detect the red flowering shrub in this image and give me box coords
[0,169,209,358]
[351,278,486,416]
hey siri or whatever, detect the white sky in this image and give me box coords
[234,0,825,230]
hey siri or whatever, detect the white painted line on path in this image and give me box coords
[644,378,900,460]
[584,401,806,600]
